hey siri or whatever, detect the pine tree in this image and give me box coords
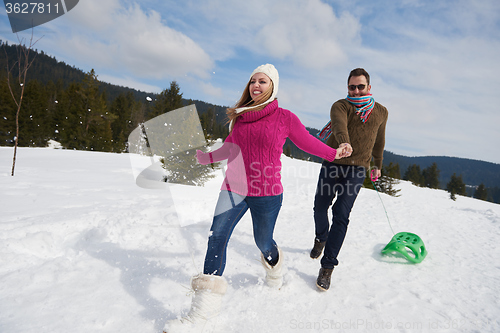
[198,106,229,140]
[384,162,401,179]
[422,162,440,189]
[199,107,216,139]
[0,74,17,145]
[473,183,488,201]
[110,92,137,152]
[403,164,425,186]
[80,70,115,151]
[446,173,466,201]
[56,70,115,151]
[44,80,62,144]
[21,79,52,146]
[149,81,183,120]
[57,81,85,149]
[90,93,116,151]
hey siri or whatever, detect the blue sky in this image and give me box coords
[1,0,500,163]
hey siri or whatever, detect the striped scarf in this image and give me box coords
[317,94,375,141]
[346,94,375,123]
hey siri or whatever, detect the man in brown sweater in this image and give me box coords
[311,68,388,291]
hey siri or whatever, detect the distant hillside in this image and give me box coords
[0,41,151,103]
[183,98,228,124]
[383,151,500,188]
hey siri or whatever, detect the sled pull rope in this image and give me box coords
[370,170,396,235]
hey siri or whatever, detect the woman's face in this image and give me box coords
[249,73,272,102]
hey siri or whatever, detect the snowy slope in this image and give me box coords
[1,147,499,333]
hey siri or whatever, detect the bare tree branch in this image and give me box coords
[3,29,43,176]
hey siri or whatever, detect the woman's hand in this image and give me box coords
[196,149,207,164]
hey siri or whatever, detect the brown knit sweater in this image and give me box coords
[325,99,388,169]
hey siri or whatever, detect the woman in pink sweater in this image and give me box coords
[164,64,346,332]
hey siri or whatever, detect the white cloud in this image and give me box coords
[178,0,360,69]
[254,0,361,69]
[43,0,213,81]
[112,5,213,79]
[66,0,122,32]
[198,81,223,99]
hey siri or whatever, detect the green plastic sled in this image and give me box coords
[381,232,427,264]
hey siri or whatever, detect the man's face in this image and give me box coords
[348,75,371,97]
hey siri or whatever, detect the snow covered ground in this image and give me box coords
[1,146,499,333]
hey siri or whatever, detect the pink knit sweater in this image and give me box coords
[197,100,337,196]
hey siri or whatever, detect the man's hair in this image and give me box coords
[348,68,370,85]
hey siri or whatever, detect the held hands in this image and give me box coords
[335,143,353,159]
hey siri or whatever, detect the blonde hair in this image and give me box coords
[226,80,274,132]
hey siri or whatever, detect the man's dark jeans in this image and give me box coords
[313,162,366,268]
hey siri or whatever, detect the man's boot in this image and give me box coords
[316,267,333,291]
[310,239,326,259]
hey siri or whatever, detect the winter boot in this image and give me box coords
[163,273,228,333]
[316,267,334,291]
[260,247,283,288]
[310,238,326,259]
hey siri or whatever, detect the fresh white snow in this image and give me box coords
[1,146,499,333]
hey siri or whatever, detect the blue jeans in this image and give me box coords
[313,162,365,269]
[203,191,283,276]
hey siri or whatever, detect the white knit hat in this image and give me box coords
[235,63,279,114]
